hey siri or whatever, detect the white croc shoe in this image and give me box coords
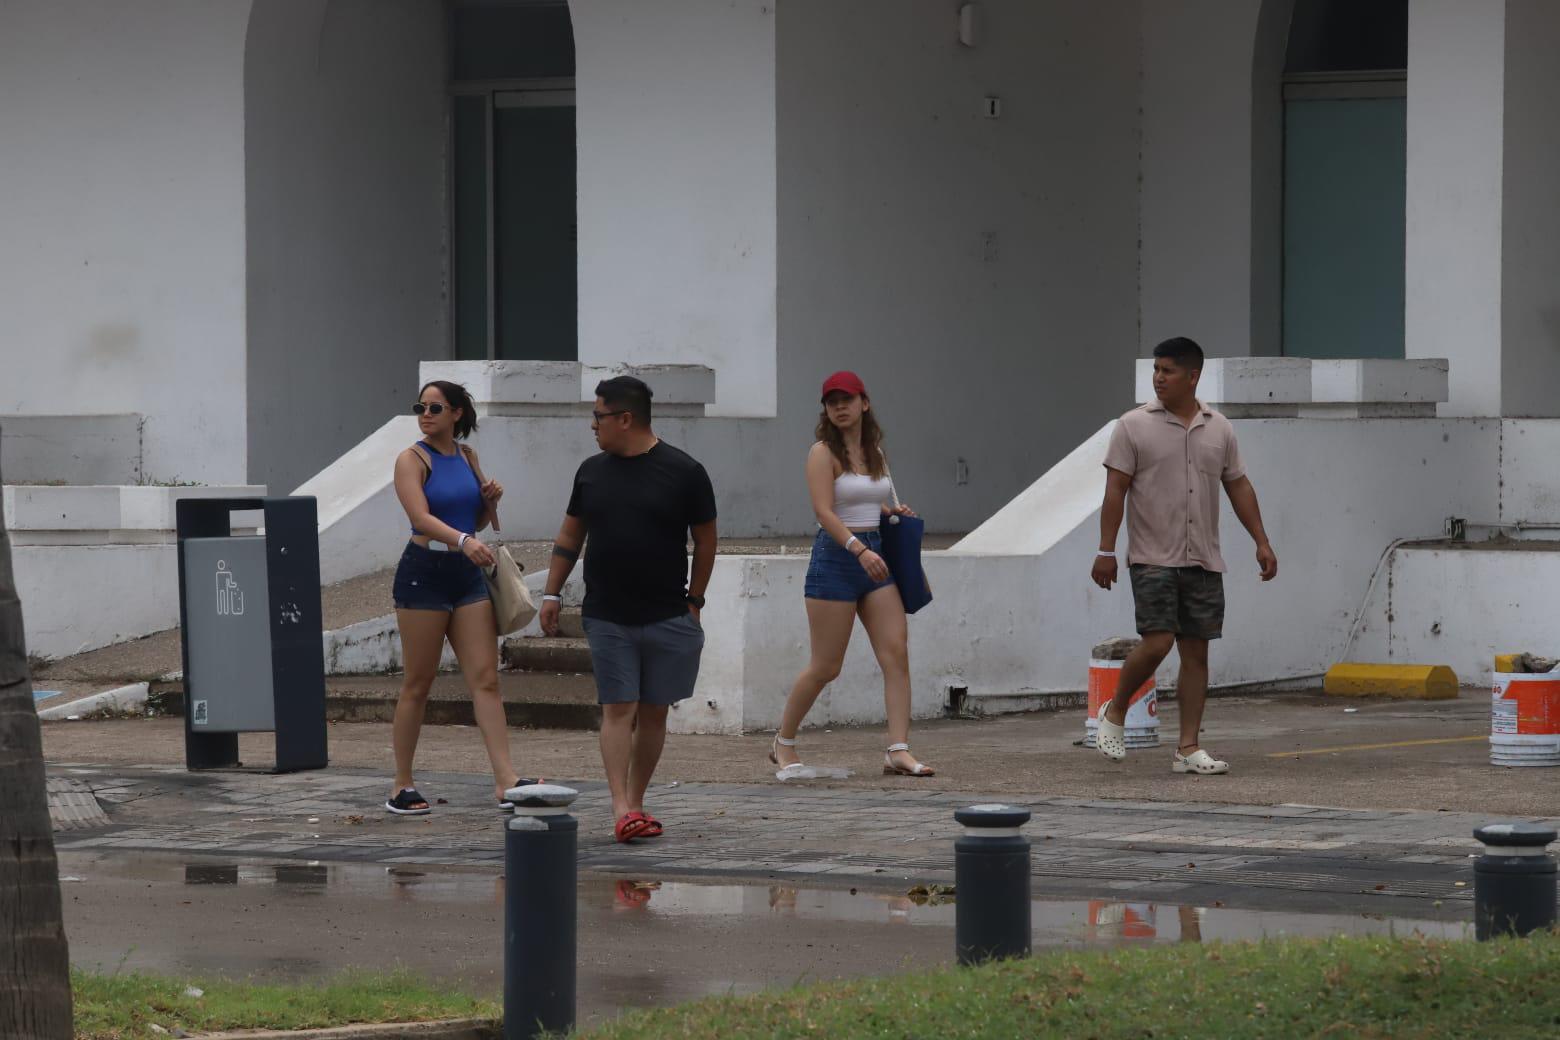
[1173,748,1229,775]
[1096,715,1127,762]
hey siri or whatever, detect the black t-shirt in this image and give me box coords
[566,441,718,625]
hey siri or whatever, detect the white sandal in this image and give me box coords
[1173,747,1229,775]
[769,733,808,780]
[1096,714,1127,762]
[769,733,798,765]
[883,743,935,777]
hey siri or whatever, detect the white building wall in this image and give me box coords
[572,0,778,418]
[1140,0,1287,358]
[1405,0,1505,418]
[0,0,252,484]
[772,0,1142,534]
[245,0,449,497]
[4,483,263,658]
[681,415,1503,734]
[1500,419,1560,523]
[1350,545,1560,686]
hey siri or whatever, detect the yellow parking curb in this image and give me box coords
[1323,663,1459,700]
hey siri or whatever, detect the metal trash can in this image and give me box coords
[176,496,327,773]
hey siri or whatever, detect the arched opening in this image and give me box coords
[1280,0,1408,359]
[450,0,577,361]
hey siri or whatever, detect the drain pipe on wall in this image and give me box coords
[1336,534,1452,662]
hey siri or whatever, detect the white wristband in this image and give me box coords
[457,533,470,549]
[542,594,563,603]
[1095,550,1116,558]
[845,535,862,552]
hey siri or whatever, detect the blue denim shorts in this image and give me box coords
[392,541,490,612]
[804,528,894,602]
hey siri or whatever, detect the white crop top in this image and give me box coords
[833,471,894,528]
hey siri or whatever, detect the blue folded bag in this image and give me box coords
[878,465,932,614]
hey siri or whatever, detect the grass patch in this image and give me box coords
[574,933,1560,1039]
[73,968,497,1039]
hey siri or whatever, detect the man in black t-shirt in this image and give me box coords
[539,376,717,845]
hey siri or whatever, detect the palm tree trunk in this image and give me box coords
[0,440,73,1038]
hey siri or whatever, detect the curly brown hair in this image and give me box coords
[815,402,887,479]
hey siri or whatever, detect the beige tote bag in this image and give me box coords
[454,444,533,633]
[486,544,537,635]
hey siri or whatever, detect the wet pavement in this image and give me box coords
[60,850,1468,1027]
[50,760,1536,919]
[42,692,1557,1023]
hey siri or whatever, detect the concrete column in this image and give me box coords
[1405,0,1505,417]
[1406,0,1560,419]
[1498,0,1560,418]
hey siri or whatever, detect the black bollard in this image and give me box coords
[504,784,579,1040]
[954,803,1032,965]
[1473,823,1557,940]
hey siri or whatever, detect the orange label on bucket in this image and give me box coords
[1088,661,1156,724]
[1491,675,1560,736]
[1088,900,1157,939]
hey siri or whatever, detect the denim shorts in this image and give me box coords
[392,541,490,612]
[581,613,705,706]
[804,528,894,602]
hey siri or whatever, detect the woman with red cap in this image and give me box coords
[768,371,935,778]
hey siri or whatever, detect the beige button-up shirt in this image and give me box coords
[1103,400,1245,573]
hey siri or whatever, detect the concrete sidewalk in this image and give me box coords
[42,690,1542,814]
[43,691,1554,921]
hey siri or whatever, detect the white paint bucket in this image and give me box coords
[1490,672,1560,768]
[1084,657,1160,749]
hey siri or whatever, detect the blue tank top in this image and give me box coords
[413,442,483,536]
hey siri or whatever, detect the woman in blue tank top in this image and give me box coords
[384,380,532,815]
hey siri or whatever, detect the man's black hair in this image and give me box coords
[1152,336,1204,371]
[595,375,653,427]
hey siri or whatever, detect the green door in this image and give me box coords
[1282,96,1406,359]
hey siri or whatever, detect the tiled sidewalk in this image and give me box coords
[51,762,1553,918]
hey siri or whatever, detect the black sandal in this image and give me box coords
[385,787,431,816]
[497,777,545,812]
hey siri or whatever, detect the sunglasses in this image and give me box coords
[412,402,448,416]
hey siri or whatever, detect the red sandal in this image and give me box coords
[640,813,664,838]
[614,811,652,843]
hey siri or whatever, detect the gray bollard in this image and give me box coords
[504,783,579,1040]
[954,803,1032,965]
[1473,823,1557,940]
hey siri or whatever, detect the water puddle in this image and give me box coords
[60,850,1470,1025]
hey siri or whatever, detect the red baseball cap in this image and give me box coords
[820,370,867,401]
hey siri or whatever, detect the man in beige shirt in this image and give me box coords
[1091,337,1277,774]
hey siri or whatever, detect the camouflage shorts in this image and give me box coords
[1128,565,1224,640]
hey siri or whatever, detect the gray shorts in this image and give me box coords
[581,613,705,706]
